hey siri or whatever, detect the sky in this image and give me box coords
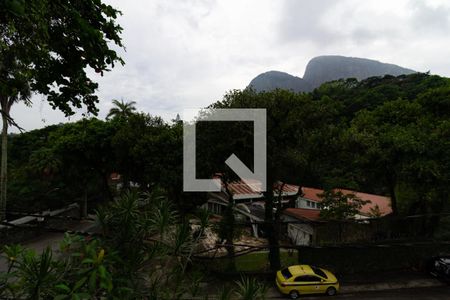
[10,0,450,132]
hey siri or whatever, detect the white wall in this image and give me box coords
[295,197,320,210]
[287,223,314,246]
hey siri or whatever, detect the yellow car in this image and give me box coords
[276,265,339,298]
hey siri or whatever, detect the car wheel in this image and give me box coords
[326,287,337,296]
[289,290,300,299]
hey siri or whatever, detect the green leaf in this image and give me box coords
[81,258,94,264]
[74,277,87,291]
[75,293,91,299]
[98,265,107,279]
[55,283,71,293]
[88,270,97,290]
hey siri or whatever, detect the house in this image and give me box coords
[335,188,392,219]
[295,187,324,210]
[205,177,300,213]
[282,187,392,245]
[203,177,392,245]
[282,208,321,246]
[204,177,300,237]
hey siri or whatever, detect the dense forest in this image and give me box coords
[7,73,450,224]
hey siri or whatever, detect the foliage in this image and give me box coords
[217,285,234,300]
[8,73,448,220]
[0,0,124,116]
[106,99,137,121]
[0,0,124,220]
[210,251,297,272]
[3,72,450,251]
[7,118,116,213]
[0,190,210,299]
[318,190,370,221]
[94,189,210,298]
[205,88,324,270]
[0,236,117,299]
[234,276,268,300]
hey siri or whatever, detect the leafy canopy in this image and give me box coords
[0,0,124,115]
[319,190,370,221]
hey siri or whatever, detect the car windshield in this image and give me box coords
[312,266,327,279]
[281,268,293,279]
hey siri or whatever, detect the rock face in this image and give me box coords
[248,70,313,93]
[303,55,416,89]
[248,55,416,92]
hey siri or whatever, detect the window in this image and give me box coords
[306,201,311,207]
[312,266,327,279]
[281,268,293,279]
[294,275,320,282]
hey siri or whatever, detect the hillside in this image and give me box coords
[248,55,416,92]
[248,71,313,93]
[303,56,416,88]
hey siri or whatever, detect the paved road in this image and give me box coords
[0,219,96,272]
[272,286,450,299]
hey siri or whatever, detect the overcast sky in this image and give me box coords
[11,0,450,132]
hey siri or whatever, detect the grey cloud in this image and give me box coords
[155,0,217,30]
[278,0,343,45]
[409,0,450,34]
[9,0,450,132]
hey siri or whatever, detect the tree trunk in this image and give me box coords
[80,178,88,218]
[387,174,398,215]
[224,207,236,272]
[101,172,114,202]
[428,190,447,237]
[0,113,8,221]
[223,181,236,272]
[265,177,281,271]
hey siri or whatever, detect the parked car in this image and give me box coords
[276,264,339,298]
[428,255,450,282]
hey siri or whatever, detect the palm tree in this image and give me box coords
[0,81,31,221]
[106,99,137,120]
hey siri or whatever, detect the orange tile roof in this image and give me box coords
[336,189,392,216]
[228,180,262,197]
[225,180,300,197]
[284,208,321,221]
[274,183,300,194]
[300,187,324,202]
[299,187,392,217]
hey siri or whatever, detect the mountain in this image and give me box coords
[248,71,313,93]
[303,56,416,88]
[248,55,416,92]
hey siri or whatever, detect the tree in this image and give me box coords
[0,0,124,220]
[6,121,116,214]
[7,125,67,212]
[0,68,31,218]
[204,88,325,270]
[215,178,239,272]
[49,118,117,216]
[318,190,370,220]
[111,112,168,187]
[106,99,137,121]
[348,97,436,215]
[319,190,370,242]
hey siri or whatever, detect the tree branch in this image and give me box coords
[0,109,26,133]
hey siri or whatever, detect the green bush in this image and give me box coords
[0,190,211,299]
